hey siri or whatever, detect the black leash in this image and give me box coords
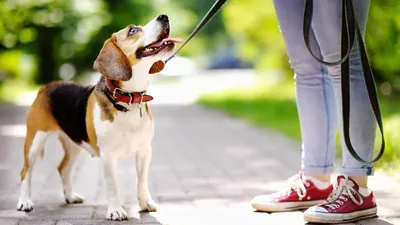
[303,0,385,164]
[164,0,228,64]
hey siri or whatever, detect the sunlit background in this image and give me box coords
[0,1,400,224]
[1,0,398,87]
[0,0,400,185]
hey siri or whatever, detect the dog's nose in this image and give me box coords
[157,14,168,21]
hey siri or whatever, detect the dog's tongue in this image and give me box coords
[148,38,183,48]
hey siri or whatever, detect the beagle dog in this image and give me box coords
[16,14,182,221]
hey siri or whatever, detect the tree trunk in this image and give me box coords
[35,27,59,84]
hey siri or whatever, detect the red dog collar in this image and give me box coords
[105,78,153,104]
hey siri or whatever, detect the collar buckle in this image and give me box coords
[113,87,133,105]
[139,91,145,104]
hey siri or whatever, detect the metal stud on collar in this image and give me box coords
[138,92,145,117]
[113,87,132,105]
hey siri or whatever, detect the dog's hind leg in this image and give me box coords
[58,135,84,204]
[136,146,158,212]
[17,130,49,212]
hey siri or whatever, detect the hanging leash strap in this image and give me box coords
[303,0,385,164]
[164,0,228,64]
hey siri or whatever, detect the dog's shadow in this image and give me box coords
[136,211,163,224]
[90,205,163,224]
[128,208,163,225]
[14,204,164,225]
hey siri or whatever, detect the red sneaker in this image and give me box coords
[250,173,333,212]
[303,175,377,224]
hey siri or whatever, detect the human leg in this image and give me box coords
[251,0,336,212]
[303,0,377,222]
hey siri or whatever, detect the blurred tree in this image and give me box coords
[72,0,233,74]
[221,0,400,90]
[0,0,110,84]
[181,0,231,49]
[72,0,153,74]
[2,0,397,93]
[221,0,290,75]
[365,0,400,94]
[0,0,231,85]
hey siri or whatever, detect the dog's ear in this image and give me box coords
[149,60,164,74]
[93,37,132,81]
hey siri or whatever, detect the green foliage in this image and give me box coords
[0,0,110,83]
[221,0,400,87]
[365,1,400,91]
[0,0,109,48]
[0,50,25,78]
[0,0,232,87]
[221,0,290,74]
[199,80,301,140]
[0,0,399,99]
[70,0,154,73]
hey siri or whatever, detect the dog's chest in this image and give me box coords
[93,104,153,156]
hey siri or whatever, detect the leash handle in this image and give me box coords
[164,0,228,64]
[303,0,385,164]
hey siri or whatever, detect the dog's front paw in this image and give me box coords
[139,198,158,212]
[106,206,128,221]
[65,193,84,204]
[17,197,34,212]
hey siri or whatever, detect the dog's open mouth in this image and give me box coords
[137,27,182,58]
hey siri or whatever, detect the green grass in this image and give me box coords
[197,80,400,175]
[199,81,301,139]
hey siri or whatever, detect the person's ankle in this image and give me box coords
[308,174,330,183]
[303,174,331,189]
[350,176,368,188]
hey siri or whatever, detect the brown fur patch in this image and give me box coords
[145,103,152,121]
[21,130,34,181]
[57,136,70,174]
[115,80,124,90]
[85,92,100,154]
[127,51,140,66]
[21,85,60,181]
[94,90,117,122]
[93,36,132,81]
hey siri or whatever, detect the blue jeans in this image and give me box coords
[273,0,375,176]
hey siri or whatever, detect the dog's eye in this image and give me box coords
[128,27,138,36]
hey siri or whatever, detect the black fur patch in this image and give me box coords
[47,82,95,144]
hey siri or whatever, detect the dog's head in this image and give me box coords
[93,14,182,82]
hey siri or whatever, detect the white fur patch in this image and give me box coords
[79,142,100,157]
[93,102,154,158]
[17,131,49,211]
[92,56,157,218]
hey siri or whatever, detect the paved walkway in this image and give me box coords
[0,72,399,225]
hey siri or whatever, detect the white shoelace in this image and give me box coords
[273,174,310,199]
[324,176,363,210]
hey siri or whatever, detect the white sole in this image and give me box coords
[251,200,326,212]
[303,207,377,224]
